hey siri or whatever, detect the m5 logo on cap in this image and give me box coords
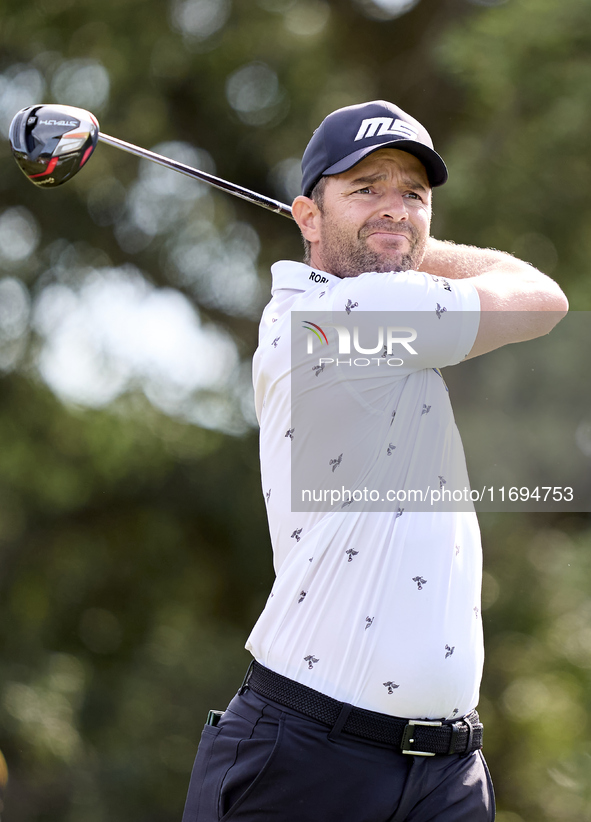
[354,117,419,142]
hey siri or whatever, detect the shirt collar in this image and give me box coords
[270,260,341,296]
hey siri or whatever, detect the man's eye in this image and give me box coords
[356,187,372,194]
[405,191,422,201]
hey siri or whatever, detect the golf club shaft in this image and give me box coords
[98,133,294,220]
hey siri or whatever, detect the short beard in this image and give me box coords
[317,216,428,279]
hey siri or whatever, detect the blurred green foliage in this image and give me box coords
[1,0,591,820]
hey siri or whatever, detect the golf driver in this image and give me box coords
[9,103,294,220]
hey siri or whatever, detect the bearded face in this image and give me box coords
[299,148,432,279]
[314,211,429,278]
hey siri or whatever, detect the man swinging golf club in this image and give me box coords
[181,100,568,822]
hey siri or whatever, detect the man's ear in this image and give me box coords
[292,195,321,243]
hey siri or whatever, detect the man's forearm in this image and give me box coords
[419,238,532,281]
[419,237,568,351]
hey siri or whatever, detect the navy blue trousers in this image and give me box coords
[181,686,495,822]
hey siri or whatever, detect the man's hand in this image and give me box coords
[419,238,569,359]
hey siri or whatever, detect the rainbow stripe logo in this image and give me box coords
[302,320,329,351]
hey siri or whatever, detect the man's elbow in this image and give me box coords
[529,289,568,339]
[542,287,569,327]
[555,292,569,316]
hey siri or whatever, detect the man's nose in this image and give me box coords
[379,189,408,221]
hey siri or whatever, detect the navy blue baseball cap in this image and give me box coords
[301,100,448,197]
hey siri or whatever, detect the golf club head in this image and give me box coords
[9,104,99,188]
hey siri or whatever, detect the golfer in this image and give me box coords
[181,100,568,822]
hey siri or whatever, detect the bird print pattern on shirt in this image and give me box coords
[329,454,343,472]
[428,275,453,291]
[263,271,473,701]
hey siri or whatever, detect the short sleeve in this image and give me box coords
[326,270,480,369]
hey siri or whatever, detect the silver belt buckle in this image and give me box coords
[401,719,442,756]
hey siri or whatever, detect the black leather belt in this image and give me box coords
[245,661,483,756]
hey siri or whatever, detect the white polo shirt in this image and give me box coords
[247,260,483,720]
